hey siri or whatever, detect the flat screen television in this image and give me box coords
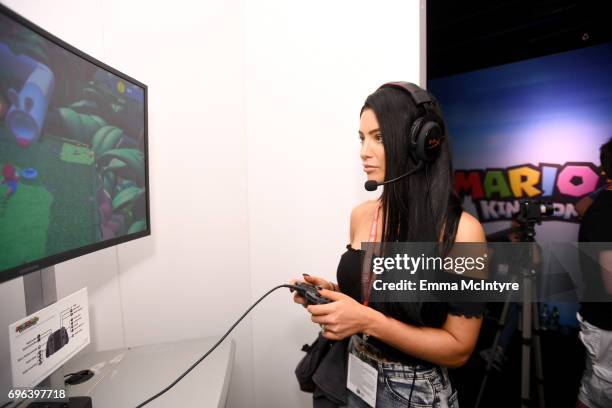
[0,4,150,284]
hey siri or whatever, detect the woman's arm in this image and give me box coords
[362,308,482,368]
[310,211,486,368]
[310,290,482,367]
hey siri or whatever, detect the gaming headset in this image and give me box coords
[377,81,445,165]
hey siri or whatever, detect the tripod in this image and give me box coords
[475,222,545,408]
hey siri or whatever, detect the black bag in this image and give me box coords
[295,334,333,392]
[295,335,349,407]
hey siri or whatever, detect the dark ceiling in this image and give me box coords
[427,0,612,79]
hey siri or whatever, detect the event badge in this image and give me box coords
[347,353,377,407]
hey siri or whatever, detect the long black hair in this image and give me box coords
[361,85,462,325]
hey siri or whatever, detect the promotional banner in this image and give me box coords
[429,42,612,239]
[428,43,612,325]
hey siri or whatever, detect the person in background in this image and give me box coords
[575,163,612,217]
[576,137,612,408]
[575,184,609,217]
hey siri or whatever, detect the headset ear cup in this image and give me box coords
[380,81,445,164]
[409,117,424,164]
[419,121,443,162]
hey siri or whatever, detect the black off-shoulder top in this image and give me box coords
[337,244,485,364]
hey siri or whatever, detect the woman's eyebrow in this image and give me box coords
[358,128,381,135]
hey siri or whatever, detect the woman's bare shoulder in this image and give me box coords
[350,200,378,222]
[455,211,486,243]
[349,200,378,241]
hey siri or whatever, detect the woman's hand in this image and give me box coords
[289,275,333,307]
[307,289,380,340]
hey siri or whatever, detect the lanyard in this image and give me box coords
[362,203,380,307]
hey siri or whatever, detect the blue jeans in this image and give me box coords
[577,313,612,408]
[343,335,458,408]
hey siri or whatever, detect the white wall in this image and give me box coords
[245,1,420,406]
[0,0,420,407]
[0,1,254,407]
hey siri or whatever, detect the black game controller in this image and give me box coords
[290,282,331,305]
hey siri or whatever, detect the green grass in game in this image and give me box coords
[0,123,97,272]
[60,142,95,166]
[0,183,52,269]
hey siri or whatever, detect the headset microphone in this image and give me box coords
[364,161,424,191]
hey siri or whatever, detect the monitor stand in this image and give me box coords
[22,267,92,408]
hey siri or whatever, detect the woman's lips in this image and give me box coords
[363,165,377,173]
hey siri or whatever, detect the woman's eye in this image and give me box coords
[375,134,383,143]
[358,135,364,144]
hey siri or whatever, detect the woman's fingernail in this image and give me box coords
[302,273,310,277]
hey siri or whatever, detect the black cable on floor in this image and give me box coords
[135,284,294,407]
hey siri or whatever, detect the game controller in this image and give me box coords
[290,282,331,305]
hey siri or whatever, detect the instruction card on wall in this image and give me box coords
[8,287,90,387]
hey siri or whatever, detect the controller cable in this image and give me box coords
[135,284,301,407]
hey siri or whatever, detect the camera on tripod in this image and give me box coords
[516,199,554,226]
[477,199,555,408]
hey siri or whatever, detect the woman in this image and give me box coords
[292,82,485,407]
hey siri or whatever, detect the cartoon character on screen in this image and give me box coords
[1,163,19,198]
